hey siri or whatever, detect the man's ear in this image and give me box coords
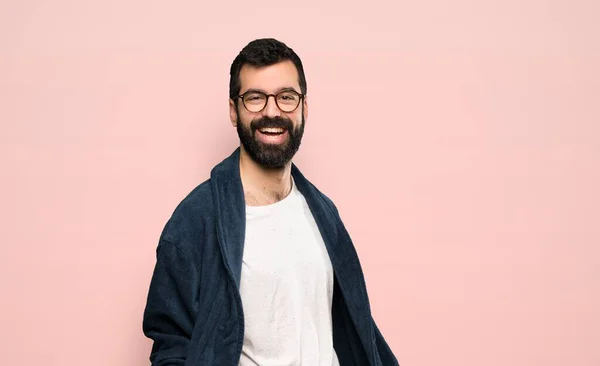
[229,99,238,127]
[302,96,308,122]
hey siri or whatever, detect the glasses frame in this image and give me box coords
[235,90,305,113]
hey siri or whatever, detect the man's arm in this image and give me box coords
[142,239,200,365]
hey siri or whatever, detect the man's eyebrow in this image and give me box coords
[242,87,300,94]
[275,87,300,93]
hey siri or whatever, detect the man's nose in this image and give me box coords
[262,95,281,118]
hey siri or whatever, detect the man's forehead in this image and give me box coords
[239,60,300,93]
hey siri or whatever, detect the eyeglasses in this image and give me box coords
[236,90,304,113]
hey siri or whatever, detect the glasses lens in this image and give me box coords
[243,92,267,112]
[276,91,300,112]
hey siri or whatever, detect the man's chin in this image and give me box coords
[244,145,291,168]
[255,151,290,167]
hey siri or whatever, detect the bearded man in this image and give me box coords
[142,38,399,366]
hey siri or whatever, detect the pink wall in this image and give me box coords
[1,0,598,365]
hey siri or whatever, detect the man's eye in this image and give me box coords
[279,93,298,101]
[246,94,265,101]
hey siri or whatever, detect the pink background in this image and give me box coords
[1,0,599,365]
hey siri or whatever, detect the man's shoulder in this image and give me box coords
[159,178,215,244]
[297,173,339,216]
[177,178,214,209]
[318,188,337,211]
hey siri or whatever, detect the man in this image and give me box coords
[142,38,399,366]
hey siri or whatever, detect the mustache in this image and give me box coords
[251,117,294,131]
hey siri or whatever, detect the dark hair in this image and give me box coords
[229,38,307,101]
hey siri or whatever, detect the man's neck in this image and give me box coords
[239,146,293,206]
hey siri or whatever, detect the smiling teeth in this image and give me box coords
[260,128,284,133]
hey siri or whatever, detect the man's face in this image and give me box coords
[230,60,308,169]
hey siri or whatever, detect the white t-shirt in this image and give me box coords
[238,178,340,366]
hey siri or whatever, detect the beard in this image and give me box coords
[236,113,305,169]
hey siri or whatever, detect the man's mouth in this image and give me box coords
[257,127,286,135]
[254,127,289,144]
